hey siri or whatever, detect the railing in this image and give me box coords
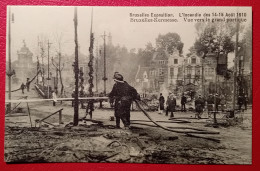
[35,108,63,127]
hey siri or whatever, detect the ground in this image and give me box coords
[4,88,252,164]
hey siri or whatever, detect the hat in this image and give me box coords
[114,73,124,83]
[113,72,119,79]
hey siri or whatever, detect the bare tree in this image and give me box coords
[52,33,65,96]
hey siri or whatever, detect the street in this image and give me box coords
[4,88,252,164]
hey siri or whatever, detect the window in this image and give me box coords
[159,68,164,76]
[195,67,200,75]
[174,59,178,64]
[191,58,196,64]
[159,60,166,65]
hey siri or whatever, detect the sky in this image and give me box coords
[7,6,252,64]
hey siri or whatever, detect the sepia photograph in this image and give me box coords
[4,6,252,164]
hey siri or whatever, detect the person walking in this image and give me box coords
[167,93,176,118]
[52,90,57,106]
[158,93,165,114]
[207,94,214,114]
[20,83,25,94]
[215,94,221,112]
[181,94,187,112]
[195,95,205,119]
[109,73,139,129]
[26,78,31,92]
[238,95,244,111]
[244,95,248,110]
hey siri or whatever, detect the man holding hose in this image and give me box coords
[109,72,140,129]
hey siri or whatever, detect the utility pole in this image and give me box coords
[201,56,205,98]
[36,36,40,85]
[88,8,95,119]
[95,47,99,92]
[213,51,220,126]
[7,6,15,113]
[73,7,79,126]
[233,14,240,111]
[101,31,107,95]
[40,42,45,87]
[47,39,52,98]
[182,60,185,94]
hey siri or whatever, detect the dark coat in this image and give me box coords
[238,96,244,105]
[207,96,214,104]
[20,83,25,89]
[195,97,205,113]
[167,95,176,112]
[181,96,187,105]
[159,96,165,110]
[216,96,221,105]
[109,81,138,117]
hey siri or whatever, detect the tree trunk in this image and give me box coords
[59,69,64,96]
[58,52,64,96]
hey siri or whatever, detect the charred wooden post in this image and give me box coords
[79,69,84,109]
[88,8,95,119]
[73,7,79,126]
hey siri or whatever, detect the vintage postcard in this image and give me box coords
[5,6,252,164]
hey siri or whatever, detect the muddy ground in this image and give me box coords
[4,99,252,164]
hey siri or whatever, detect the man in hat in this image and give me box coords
[166,92,176,118]
[52,90,57,106]
[195,94,205,119]
[238,95,244,111]
[244,95,248,110]
[215,93,221,112]
[158,93,165,114]
[207,94,214,114]
[181,93,187,112]
[20,83,25,94]
[109,73,139,129]
[26,78,31,92]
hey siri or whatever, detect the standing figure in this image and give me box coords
[79,89,85,109]
[195,95,205,119]
[20,83,25,94]
[181,94,187,112]
[99,92,104,108]
[220,94,226,112]
[244,95,248,110]
[52,90,57,106]
[109,73,139,129]
[207,94,214,114]
[238,96,244,110]
[167,93,176,118]
[158,93,165,114]
[26,78,31,92]
[215,94,221,112]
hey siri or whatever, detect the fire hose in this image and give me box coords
[134,100,219,135]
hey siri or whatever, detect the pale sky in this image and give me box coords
[7,6,252,63]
